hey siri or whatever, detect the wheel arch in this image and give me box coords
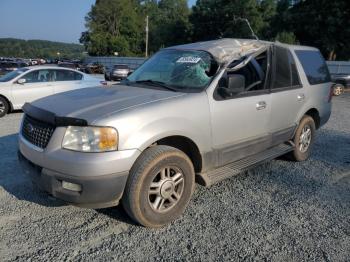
[303,108,320,129]
[146,135,203,173]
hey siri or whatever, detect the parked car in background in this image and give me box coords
[0,66,103,117]
[0,61,28,76]
[17,39,332,227]
[104,64,131,81]
[58,61,81,71]
[83,62,104,74]
[327,61,350,96]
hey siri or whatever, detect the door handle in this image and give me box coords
[297,93,305,101]
[256,101,267,110]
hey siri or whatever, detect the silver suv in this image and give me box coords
[18,39,332,227]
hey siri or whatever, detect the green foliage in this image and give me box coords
[190,0,276,41]
[275,31,297,45]
[81,0,191,56]
[0,38,84,59]
[286,0,350,60]
[80,0,143,56]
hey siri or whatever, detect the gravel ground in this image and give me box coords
[0,95,349,261]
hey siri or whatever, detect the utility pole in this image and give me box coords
[145,15,149,57]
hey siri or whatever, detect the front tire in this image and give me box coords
[122,145,195,227]
[0,97,9,118]
[288,115,316,161]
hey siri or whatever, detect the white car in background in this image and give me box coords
[0,66,104,117]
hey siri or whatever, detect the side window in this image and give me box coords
[230,59,265,92]
[295,50,331,85]
[22,70,51,83]
[273,46,301,89]
[55,70,83,81]
[75,72,83,80]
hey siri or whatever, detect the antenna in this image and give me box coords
[233,16,259,40]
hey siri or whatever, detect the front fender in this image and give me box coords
[119,117,210,153]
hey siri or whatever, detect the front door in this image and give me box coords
[209,54,272,167]
[11,69,54,108]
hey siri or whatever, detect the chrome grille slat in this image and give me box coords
[21,115,55,149]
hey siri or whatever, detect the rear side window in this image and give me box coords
[55,70,83,81]
[273,46,301,89]
[295,50,331,85]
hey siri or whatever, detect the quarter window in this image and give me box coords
[295,50,331,85]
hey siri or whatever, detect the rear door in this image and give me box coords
[269,45,304,145]
[11,69,54,108]
[52,69,85,93]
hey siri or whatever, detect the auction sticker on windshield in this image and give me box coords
[176,57,201,63]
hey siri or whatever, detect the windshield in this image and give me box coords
[0,69,28,82]
[127,49,218,91]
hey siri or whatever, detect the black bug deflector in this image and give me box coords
[22,103,88,127]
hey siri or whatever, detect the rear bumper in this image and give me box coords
[18,151,129,208]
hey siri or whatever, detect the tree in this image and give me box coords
[139,0,191,54]
[287,0,350,60]
[80,0,143,56]
[0,38,85,59]
[190,0,276,41]
[275,31,297,44]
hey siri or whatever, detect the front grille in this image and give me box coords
[21,114,56,149]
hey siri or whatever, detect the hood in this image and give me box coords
[31,85,184,123]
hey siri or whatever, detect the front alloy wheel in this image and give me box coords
[148,166,185,213]
[122,145,195,227]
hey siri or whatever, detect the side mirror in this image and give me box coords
[219,74,245,97]
[17,78,26,85]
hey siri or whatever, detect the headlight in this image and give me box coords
[62,126,118,152]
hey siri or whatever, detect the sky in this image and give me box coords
[0,0,197,44]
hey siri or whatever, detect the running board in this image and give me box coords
[197,143,294,187]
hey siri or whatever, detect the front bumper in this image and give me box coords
[18,151,128,208]
[18,133,141,208]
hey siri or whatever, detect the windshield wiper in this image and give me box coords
[134,80,178,92]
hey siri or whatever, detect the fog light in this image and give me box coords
[62,181,82,192]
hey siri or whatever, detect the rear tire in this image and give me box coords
[0,97,9,118]
[122,145,195,227]
[288,115,316,161]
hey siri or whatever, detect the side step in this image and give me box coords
[197,143,294,187]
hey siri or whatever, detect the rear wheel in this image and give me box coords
[122,145,195,227]
[0,97,9,118]
[288,115,316,161]
[333,84,344,96]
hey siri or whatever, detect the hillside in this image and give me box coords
[0,38,85,59]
